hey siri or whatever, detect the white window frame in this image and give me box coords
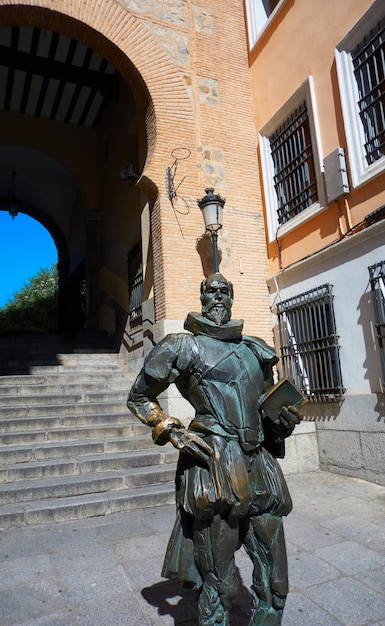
[335,0,385,189]
[245,0,285,50]
[259,77,325,243]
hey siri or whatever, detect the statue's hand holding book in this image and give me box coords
[259,378,307,441]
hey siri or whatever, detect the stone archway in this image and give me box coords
[0,0,198,328]
[0,1,197,206]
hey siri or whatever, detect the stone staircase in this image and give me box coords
[0,334,177,529]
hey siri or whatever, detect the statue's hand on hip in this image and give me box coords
[169,429,213,463]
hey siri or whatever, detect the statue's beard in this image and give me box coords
[203,304,231,326]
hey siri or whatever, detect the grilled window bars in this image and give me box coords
[352,16,385,166]
[127,244,144,322]
[277,284,344,402]
[269,101,318,225]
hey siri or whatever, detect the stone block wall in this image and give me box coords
[309,395,385,487]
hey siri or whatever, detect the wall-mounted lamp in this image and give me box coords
[197,187,225,273]
[119,162,139,182]
[7,172,19,220]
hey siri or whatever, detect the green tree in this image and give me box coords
[0,264,58,332]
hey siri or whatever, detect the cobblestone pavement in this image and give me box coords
[0,471,385,626]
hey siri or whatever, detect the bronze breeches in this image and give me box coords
[175,435,292,521]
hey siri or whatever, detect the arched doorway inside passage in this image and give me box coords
[0,145,83,332]
[0,211,59,331]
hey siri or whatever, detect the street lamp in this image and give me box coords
[197,187,225,273]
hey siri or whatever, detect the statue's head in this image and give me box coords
[200,273,233,326]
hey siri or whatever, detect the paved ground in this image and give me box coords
[0,471,385,626]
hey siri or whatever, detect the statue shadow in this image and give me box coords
[141,568,253,625]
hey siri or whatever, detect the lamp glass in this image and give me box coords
[201,202,223,232]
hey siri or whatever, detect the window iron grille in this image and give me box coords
[127,244,143,322]
[277,284,344,402]
[368,260,385,381]
[269,101,318,225]
[352,16,385,165]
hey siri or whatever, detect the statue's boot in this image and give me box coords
[249,604,284,626]
[198,578,229,625]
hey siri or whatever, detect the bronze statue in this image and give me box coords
[127,274,302,625]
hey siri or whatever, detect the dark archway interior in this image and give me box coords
[0,21,148,336]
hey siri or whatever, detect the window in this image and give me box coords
[269,102,318,225]
[259,78,325,241]
[368,260,385,381]
[277,284,344,402]
[245,0,284,49]
[336,0,385,187]
[353,17,385,166]
[127,244,143,322]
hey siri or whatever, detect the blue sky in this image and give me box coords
[0,212,57,308]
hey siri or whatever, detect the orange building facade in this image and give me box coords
[246,0,385,484]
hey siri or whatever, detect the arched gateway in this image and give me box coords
[0,0,198,363]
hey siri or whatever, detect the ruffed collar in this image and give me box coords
[184,312,244,340]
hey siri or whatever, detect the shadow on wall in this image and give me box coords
[357,290,384,395]
[374,394,385,422]
[196,234,222,277]
[301,402,342,424]
[300,392,385,425]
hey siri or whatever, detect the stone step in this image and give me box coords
[0,447,179,483]
[0,372,132,387]
[0,435,155,464]
[0,390,128,407]
[0,363,128,375]
[0,330,115,344]
[0,412,141,433]
[0,338,117,351]
[0,335,121,375]
[28,349,119,355]
[0,378,132,395]
[0,423,149,447]
[0,337,116,347]
[0,463,177,505]
[0,463,175,505]
[0,400,128,418]
[0,352,124,367]
[0,482,175,529]
[0,336,174,529]
[52,354,125,366]
[0,347,117,357]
